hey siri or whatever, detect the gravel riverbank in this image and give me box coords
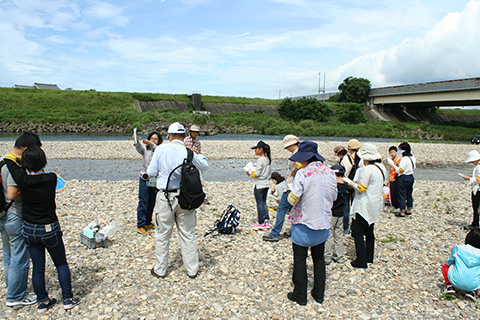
[1,140,480,319]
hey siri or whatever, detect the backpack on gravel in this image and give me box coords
[165,148,205,210]
[205,204,241,236]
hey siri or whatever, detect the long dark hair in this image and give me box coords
[21,146,47,173]
[256,141,272,164]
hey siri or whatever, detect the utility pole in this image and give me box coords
[318,73,326,101]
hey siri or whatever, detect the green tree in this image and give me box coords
[278,97,333,122]
[335,103,367,124]
[338,76,371,103]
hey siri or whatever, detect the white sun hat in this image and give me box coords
[465,150,480,163]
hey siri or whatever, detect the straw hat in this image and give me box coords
[347,139,362,150]
[189,125,200,132]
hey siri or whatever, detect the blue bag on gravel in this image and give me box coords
[205,204,241,236]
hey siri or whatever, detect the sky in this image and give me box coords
[1,0,479,99]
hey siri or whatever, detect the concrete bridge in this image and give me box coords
[367,77,480,122]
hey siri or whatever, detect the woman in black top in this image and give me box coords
[5,146,78,313]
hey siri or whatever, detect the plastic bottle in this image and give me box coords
[95,220,120,243]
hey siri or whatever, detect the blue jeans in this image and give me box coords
[269,191,292,238]
[254,187,269,224]
[137,177,158,228]
[0,212,30,302]
[23,221,73,301]
[397,174,414,212]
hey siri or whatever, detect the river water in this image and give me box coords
[1,133,469,182]
[47,158,469,182]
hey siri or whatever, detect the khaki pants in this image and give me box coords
[325,216,345,263]
[153,191,199,277]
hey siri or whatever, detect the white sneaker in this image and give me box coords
[6,293,37,307]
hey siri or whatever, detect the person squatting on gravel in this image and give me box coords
[461,150,480,230]
[5,146,79,313]
[347,143,387,269]
[133,131,162,235]
[147,122,208,279]
[263,135,300,242]
[267,172,287,204]
[442,227,480,301]
[247,140,272,230]
[388,142,416,218]
[286,141,337,305]
[1,131,40,308]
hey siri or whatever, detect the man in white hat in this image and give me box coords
[263,135,300,242]
[147,122,209,278]
[462,150,480,230]
[184,124,202,154]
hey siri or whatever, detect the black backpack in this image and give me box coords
[165,148,205,210]
[0,161,14,218]
[205,204,241,236]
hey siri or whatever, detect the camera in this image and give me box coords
[141,173,150,180]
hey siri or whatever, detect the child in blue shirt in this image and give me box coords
[442,227,480,301]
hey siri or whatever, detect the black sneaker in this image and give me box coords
[287,292,307,306]
[263,234,279,242]
[63,297,79,310]
[444,285,456,295]
[37,298,57,313]
[150,268,166,279]
[465,291,477,301]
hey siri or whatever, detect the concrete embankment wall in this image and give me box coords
[134,100,279,114]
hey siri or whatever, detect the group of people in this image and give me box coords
[2,126,480,311]
[248,135,480,304]
[1,132,78,313]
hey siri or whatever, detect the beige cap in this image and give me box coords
[347,139,362,150]
[283,135,299,149]
[189,124,200,132]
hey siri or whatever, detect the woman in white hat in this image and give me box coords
[347,143,387,269]
[462,150,480,230]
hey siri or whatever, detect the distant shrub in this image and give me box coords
[278,97,333,122]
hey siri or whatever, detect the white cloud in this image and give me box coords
[329,0,480,90]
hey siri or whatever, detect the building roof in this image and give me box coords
[13,84,35,89]
[34,83,61,90]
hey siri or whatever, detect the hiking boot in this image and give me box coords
[444,285,456,295]
[37,298,57,313]
[145,224,155,230]
[137,227,151,234]
[343,229,350,236]
[6,293,37,307]
[263,234,279,242]
[63,297,79,310]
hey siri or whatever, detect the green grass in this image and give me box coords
[0,87,478,141]
[436,108,480,116]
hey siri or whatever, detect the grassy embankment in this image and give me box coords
[0,87,479,142]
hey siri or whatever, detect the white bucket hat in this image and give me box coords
[465,150,480,163]
[167,122,186,137]
[358,143,382,161]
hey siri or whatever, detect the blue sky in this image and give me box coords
[1,0,479,99]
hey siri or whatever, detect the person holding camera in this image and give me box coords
[133,131,162,234]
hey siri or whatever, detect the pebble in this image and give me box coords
[0,140,480,319]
